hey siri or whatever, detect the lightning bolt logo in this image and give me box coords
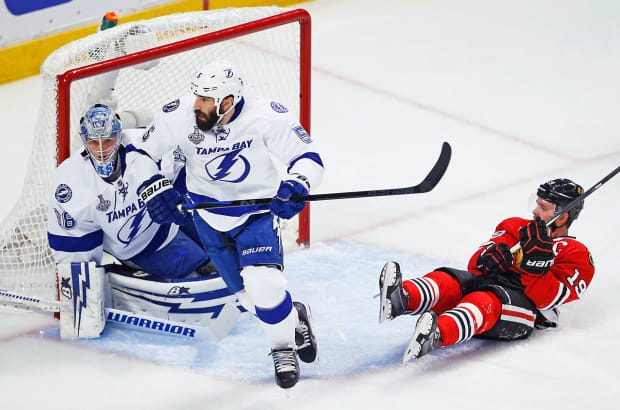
[71,263,91,337]
[117,208,154,246]
[206,149,250,183]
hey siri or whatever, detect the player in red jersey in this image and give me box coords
[378,178,595,363]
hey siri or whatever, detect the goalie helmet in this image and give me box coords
[537,178,584,226]
[189,60,244,117]
[79,104,122,178]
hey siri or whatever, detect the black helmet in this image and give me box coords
[537,178,584,225]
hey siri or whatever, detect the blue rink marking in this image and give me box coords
[42,240,489,381]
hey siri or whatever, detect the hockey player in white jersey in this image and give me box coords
[48,104,211,276]
[47,104,223,337]
[135,60,323,388]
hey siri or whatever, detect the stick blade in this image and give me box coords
[414,141,452,193]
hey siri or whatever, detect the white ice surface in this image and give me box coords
[1,0,620,409]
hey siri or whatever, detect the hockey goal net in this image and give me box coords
[0,7,311,301]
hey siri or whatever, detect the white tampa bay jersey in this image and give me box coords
[136,94,324,231]
[47,130,179,265]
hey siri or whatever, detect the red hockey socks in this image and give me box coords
[436,291,501,346]
[402,270,462,315]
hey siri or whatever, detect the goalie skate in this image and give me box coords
[294,301,318,363]
[402,311,442,364]
[378,261,410,323]
[270,348,300,389]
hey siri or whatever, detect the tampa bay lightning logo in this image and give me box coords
[205,148,250,183]
[117,208,154,246]
[270,101,288,113]
[162,99,180,113]
[55,184,72,203]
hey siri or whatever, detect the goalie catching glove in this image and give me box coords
[138,174,185,225]
[518,217,554,274]
[269,174,310,219]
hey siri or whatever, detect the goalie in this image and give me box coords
[47,103,221,339]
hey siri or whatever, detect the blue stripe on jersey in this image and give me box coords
[287,152,324,172]
[125,144,154,160]
[255,291,293,325]
[47,230,103,252]
[188,191,269,217]
[228,97,245,123]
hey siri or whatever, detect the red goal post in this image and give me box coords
[56,8,312,246]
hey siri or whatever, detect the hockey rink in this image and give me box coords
[1,0,619,408]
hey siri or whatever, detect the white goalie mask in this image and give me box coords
[79,104,122,178]
[189,60,244,118]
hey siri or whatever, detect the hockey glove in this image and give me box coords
[518,217,554,274]
[476,242,513,274]
[269,176,309,220]
[138,174,185,225]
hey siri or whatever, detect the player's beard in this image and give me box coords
[194,108,219,131]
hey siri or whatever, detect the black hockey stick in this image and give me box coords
[510,163,620,253]
[182,141,452,210]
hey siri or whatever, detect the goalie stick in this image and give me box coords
[510,164,620,253]
[182,141,452,210]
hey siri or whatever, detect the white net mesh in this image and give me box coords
[0,7,305,300]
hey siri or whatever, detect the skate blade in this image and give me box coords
[378,262,396,323]
[401,314,433,364]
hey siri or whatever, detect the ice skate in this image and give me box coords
[378,261,410,323]
[294,301,318,363]
[402,311,442,364]
[270,348,300,389]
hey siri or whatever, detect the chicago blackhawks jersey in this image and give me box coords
[134,94,324,231]
[468,217,595,312]
[47,130,179,265]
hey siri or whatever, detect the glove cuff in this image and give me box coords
[139,175,174,204]
[289,173,311,192]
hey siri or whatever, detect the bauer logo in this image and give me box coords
[242,246,273,256]
[55,184,72,203]
[270,101,288,113]
[5,0,71,16]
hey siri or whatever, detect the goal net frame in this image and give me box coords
[57,8,311,246]
[0,7,311,302]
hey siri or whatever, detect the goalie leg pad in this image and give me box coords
[57,262,106,339]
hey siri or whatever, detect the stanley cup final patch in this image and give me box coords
[293,125,312,143]
[188,126,205,144]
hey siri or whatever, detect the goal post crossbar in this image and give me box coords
[56,8,312,245]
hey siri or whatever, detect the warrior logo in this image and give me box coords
[96,194,110,212]
[188,126,205,144]
[205,148,250,183]
[60,277,72,299]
